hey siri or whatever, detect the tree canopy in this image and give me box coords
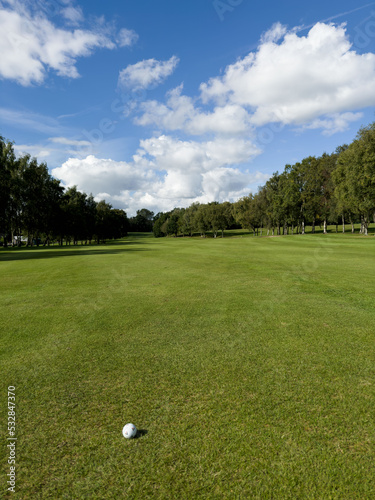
[0,138,128,246]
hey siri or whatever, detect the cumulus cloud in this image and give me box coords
[118,56,179,90]
[260,22,288,43]
[134,23,375,137]
[52,155,156,197]
[61,5,84,25]
[136,84,252,135]
[116,28,139,47]
[0,1,137,85]
[52,135,264,215]
[200,22,375,128]
[138,135,260,173]
[300,112,364,136]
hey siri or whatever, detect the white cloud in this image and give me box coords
[48,136,92,147]
[52,135,263,215]
[117,28,138,47]
[61,6,84,25]
[138,135,260,173]
[300,112,364,136]
[13,144,51,159]
[0,2,136,85]
[118,56,179,90]
[135,23,374,137]
[200,22,375,129]
[200,168,268,204]
[136,84,253,135]
[52,155,156,196]
[261,22,288,43]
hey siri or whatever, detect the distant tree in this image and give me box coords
[63,186,89,245]
[42,178,64,245]
[334,125,375,235]
[0,138,16,246]
[167,211,180,237]
[264,173,284,235]
[278,168,301,234]
[183,203,200,236]
[153,212,168,237]
[317,153,338,234]
[20,156,55,246]
[332,158,357,233]
[95,200,113,243]
[193,204,210,237]
[130,208,154,232]
[234,194,262,236]
[205,202,233,238]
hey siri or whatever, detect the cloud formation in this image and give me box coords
[117,28,139,47]
[135,23,375,137]
[200,23,375,131]
[0,1,138,85]
[52,135,264,215]
[136,84,253,136]
[118,56,179,90]
[15,19,375,216]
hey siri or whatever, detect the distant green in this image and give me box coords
[1,232,374,499]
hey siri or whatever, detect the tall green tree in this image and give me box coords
[234,194,262,236]
[19,156,54,246]
[130,208,154,232]
[335,125,375,235]
[193,204,210,237]
[299,156,322,233]
[0,138,17,245]
[318,153,337,234]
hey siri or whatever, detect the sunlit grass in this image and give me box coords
[1,232,374,498]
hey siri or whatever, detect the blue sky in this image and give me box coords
[1,0,375,215]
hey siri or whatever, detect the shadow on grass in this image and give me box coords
[134,429,148,439]
[0,240,148,262]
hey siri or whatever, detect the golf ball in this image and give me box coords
[122,423,137,439]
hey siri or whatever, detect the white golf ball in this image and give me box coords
[122,423,137,439]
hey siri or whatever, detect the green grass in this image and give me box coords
[1,232,375,499]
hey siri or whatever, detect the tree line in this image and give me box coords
[1,121,375,245]
[0,138,129,247]
[153,123,375,237]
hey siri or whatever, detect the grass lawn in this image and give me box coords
[1,232,375,499]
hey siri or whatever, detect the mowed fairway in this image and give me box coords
[1,233,375,499]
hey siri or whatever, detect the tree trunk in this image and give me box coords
[363,216,369,235]
[312,217,316,234]
[302,221,305,235]
[323,219,327,234]
[360,217,364,234]
[342,214,345,233]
